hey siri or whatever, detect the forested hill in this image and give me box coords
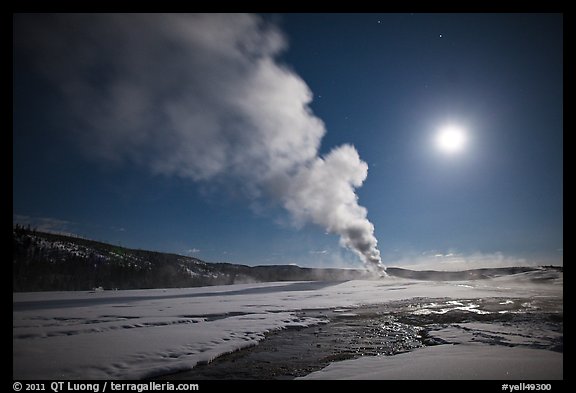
[13,227,557,292]
[12,227,371,291]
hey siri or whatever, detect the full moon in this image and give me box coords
[436,125,467,153]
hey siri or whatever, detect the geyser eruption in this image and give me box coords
[15,13,386,274]
[282,144,385,274]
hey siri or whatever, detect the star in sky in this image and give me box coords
[13,13,563,270]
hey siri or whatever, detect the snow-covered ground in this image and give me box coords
[300,344,562,380]
[13,269,562,380]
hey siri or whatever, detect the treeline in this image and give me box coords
[12,227,371,292]
[12,227,232,291]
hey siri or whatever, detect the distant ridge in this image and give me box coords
[384,266,551,281]
[12,227,558,292]
[12,227,371,292]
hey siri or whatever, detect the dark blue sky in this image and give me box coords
[13,13,563,269]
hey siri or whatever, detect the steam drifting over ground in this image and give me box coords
[15,13,384,272]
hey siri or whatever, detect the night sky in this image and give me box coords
[13,13,563,270]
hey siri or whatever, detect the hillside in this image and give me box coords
[13,227,556,292]
[12,227,371,291]
[384,266,548,281]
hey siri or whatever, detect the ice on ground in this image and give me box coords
[13,269,562,379]
[431,322,563,348]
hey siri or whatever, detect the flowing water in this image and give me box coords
[157,296,562,380]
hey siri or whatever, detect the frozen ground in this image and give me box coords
[13,268,562,380]
[301,344,562,380]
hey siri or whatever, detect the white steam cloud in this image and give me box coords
[15,13,385,273]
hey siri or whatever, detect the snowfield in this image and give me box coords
[300,344,562,380]
[13,270,562,380]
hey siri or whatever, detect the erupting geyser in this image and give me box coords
[16,13,386,274]
[283,144,386,275]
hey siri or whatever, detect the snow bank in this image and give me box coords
[300,344,562,380]
[13,270,562,379]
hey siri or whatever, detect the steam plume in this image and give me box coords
[15,13,386,273]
